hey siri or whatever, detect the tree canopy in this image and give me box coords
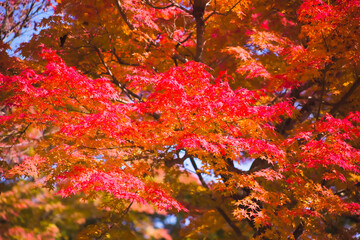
[1,0,360,239]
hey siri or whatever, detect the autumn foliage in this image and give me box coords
[1,0,360,239]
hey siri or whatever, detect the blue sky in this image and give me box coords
[5,3,55,57]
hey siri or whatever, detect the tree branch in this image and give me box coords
[275,81,314,135]
[112,48,140,66]
[114,0,136,30]
[293,221,304,240]
[204,0,242,22]
[189,156,244,239]
[169,32,196,60]
[143,0,175,9]
[192,0,208,62]
[2,0,38,44]
[0,0,10,41]
[330,76,360,116]
[94,46,141,101]
[316,69,327,120]
[166,0,192,14]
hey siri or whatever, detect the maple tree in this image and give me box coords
[1,0,360,239]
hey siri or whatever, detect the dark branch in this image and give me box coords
[143,0,175,9]
[293,222,304,240]
[144,0,192,13]
[189,156,244,239]
[94,47,141,101]
[112,48,140,66]
[275,81,314,135]
[330,76,360,116]
[114,0,136,30]
[192,0,208,62]
[204,0,242,22]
